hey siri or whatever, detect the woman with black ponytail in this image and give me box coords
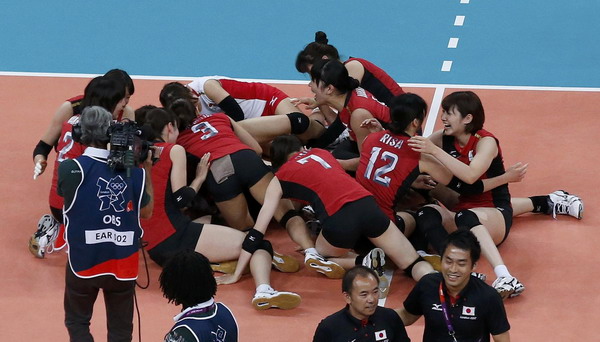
[296,31,404,107]
[294,59,392,171]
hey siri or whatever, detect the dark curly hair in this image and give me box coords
[159,250,217,308]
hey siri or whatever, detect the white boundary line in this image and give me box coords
[1,71,600,92]
[424,86,446,137]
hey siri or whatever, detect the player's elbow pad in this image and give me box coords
[218,96,244,121]
[447,176,484,195]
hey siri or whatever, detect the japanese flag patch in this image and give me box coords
[462,306,476,316]
[375,329,388,341]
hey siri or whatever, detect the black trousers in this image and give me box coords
[64,264,135,342]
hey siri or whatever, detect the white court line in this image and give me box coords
[460,0,470,4]
[424,86,446,137]
[2,71,600,92]
[441,61,453,72]
[448,37,459,48]
[454,15,465,26]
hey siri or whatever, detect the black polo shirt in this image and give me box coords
[403,273,510,342]
[313,305,410,342]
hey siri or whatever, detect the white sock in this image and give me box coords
[256,284,274,293]
[494,265,512,278]
[304,247,318,255]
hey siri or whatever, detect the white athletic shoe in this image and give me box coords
[304,251,345,279]
[362,248,391,298]
[471,272,487,282]
[28,214,59,258]
[362,248,386,276]
[548,190,583,219]
[492,276,525,299]
[252,289,301,310]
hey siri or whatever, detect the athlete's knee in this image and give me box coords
[279,209,301,228]
[286,112,310,134]
[455,210,482,231]
[257,239,274,257]
[396,211,420,234]
[403,256,426,276]
[241,228,264,254]
[415,206,443,226]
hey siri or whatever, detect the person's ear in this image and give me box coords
[326,84,335,95]
[343,291,352,305]
[412,118,421,129]
[463,113,473,125]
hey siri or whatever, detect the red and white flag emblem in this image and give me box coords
[462,306,476,316]
[375,329,387,341]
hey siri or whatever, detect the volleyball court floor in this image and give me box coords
[0,75,598,341]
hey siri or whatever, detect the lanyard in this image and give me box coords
[439,282,458,342]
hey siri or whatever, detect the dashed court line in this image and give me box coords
[443,1,468,72]
[441,61,453,72]
[454,15,465,26]
[448,37,459,49]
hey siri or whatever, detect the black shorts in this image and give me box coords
[322,196,390,249]
[148,221,203,267]
[206,150,271,202]
[353,215,407,254]
[497,205,513,246]
[331,137,359,160]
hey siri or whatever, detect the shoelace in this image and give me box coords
[45,226,60,254]
[552,201,572,218]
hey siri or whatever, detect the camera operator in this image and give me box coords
[58,106,154,342]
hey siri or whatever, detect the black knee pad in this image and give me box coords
[258,239,274,257]
[242,228,264,254]
[403,256,425,276]
[286,112,311,134]
[455,210,481,230]
[279,209,300,228]
[416,206,442,225]
[394,214,406,234]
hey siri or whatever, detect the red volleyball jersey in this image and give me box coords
[49,115,86,209]
[356,131,421,220]
[140,142,177,250]
[338,88,390,141]
[442,129,511,210]
[275,148,371,222]
[176,113,252,162]
[344,58,405,106]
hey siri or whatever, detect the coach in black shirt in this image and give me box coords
[313,265,410,342]
[397,230,510,342]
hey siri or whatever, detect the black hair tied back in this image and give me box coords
[315,31,328,44]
